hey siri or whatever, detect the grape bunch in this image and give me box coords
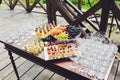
[67,25,81,39]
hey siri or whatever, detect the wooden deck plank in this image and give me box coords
[0,53,19,70]
[20,65,44,80]
[50,73,66,80]
[34,69,54,80]
[0,57,26,79]
[0,43,4,48]
[0,48,6,54]
[0,50,8,62]
[4,60,34,80]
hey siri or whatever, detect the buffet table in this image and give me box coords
[0,36,116,80]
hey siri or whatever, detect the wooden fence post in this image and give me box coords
[78,0,82,10]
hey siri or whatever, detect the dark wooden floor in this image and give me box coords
[0,5,120,80]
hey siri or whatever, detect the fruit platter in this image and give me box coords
[35,23,81,41]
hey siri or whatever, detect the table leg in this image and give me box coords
[114,60,120,80]
[8,50,20,80]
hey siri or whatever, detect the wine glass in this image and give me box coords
[70,57,81,68]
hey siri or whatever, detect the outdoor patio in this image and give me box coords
[0,1,120,80]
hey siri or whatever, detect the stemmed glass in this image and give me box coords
[69,43,79,70]
[5,36,13,44]
[12,28,24,45]
[69,33,118,79]
[69,56,79,71]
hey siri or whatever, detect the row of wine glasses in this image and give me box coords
[5,26,34,45]
[69,33,118,80]
[3,15,47,45]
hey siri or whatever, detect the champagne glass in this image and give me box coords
[69,56,79,70]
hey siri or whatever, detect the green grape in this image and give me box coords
[54,32,68,40]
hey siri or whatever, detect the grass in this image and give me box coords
[116,1,120,6]
[69,0,99,10]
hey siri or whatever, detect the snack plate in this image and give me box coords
[44,41,77,61]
